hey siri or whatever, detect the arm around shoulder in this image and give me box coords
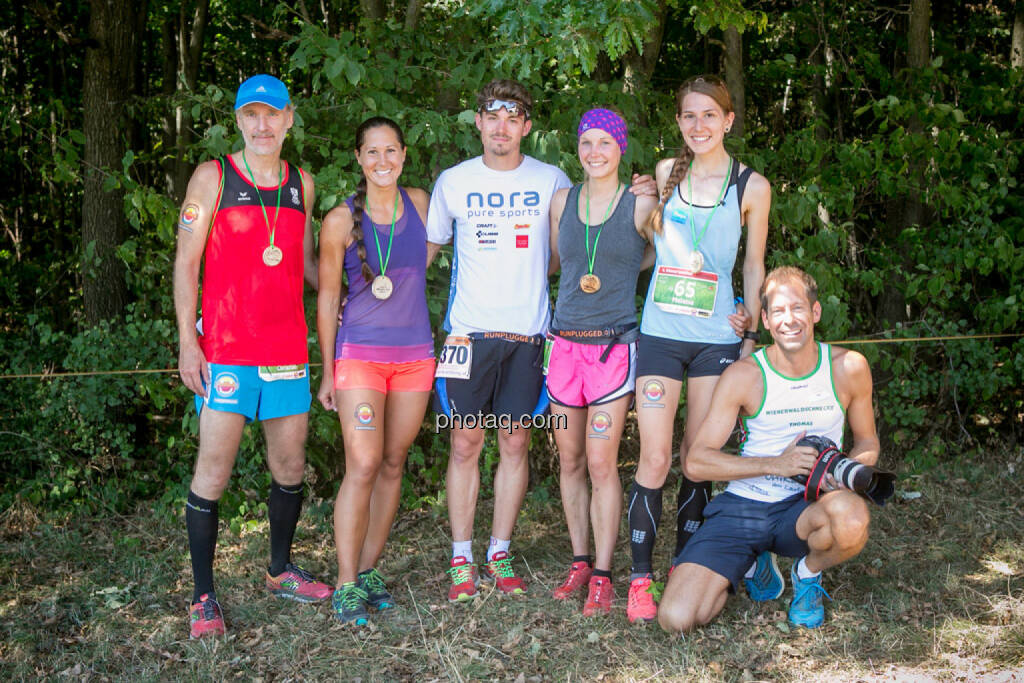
[834,347,880,467]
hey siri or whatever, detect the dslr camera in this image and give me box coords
[791,435,895,506]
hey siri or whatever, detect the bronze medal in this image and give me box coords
[262,245,283,267]
[371,274,394,300]
[579,273,602,293]
[689,250,704,273]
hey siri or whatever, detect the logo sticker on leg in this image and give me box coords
[641,379,665,409]
[355,403,376,431]
[588,411,611,440]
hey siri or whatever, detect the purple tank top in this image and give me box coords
[335,187,433,362]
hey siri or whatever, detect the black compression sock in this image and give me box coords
[674,477,713,558]
[593,569,612,579]
[573,555,593,566]
[186,490,219,603]
[268,479,303,576]
[627,481,662,577]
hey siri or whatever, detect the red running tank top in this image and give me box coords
[199,154,308,365]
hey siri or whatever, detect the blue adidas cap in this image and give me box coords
[234,74,291,111]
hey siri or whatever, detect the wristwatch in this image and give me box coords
[742,330,759,342]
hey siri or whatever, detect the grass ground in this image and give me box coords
[1,455,1022,681]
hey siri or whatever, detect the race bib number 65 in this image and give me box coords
[435,335,473,380]
[652,266,718,318]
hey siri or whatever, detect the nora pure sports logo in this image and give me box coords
[642,379,665,402]
[214,372,239,397]
[466,191,540,209]
[591,411,611,433]
[355,403,374,425]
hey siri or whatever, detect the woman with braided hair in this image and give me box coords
[624,75,771,623]
[317,116,434,625]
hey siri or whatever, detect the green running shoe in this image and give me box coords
[358,567,395,610]
[332,582,369,625]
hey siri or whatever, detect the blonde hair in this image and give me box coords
[760,266,819,310]
[644,75,734,237]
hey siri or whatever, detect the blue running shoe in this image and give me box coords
[744,551,784,602]
[332,582,369,625]
[788,564,832,628]
[358,567,395,611]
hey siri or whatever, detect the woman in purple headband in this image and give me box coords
[546,108,657,617]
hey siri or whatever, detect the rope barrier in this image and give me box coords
[0,332,1020,380]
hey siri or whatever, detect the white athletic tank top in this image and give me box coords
[726,342,846,503]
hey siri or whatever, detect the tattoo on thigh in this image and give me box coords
[588,411,611,440]
[640,379,666,409]
[354,403,376,431]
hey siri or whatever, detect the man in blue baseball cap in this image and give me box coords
[173,74,325,638]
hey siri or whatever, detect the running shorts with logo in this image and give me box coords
[674,491,810,592]
[196,363,312,422]
[546,334,637,408]
[636,334,741,380]
[434,333,547,418]
[334,358,435,393]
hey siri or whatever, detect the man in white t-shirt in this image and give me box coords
[658,267,881,633]
[426,79,571,601]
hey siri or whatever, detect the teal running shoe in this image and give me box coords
[788,564,832,628]
[332,582,369,625]
[744,551,785,602]
[358,567,395,611]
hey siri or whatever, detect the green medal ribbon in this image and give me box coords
[687,157,733,256]
[582,181,623,276]
[241,150,284,247]
[370,191,399,277]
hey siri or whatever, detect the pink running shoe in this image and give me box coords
[553,561,593,600]
[627,576,657,623]
[447,556,479,602]
[582,576,615,616]
[265,563,332,603]
[189,593,225,639]
[480,551,526,595]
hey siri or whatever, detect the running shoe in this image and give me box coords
[447,556,479,602]
[788,564,831,628]
[189,593,225,639]
[582,576,614,617]
[626,576,657,624]
[332,582,369,625]
[552,561,592,600]
[358,567,395,610]
[744,551,785,602]
[480,551,526,595]
[265,563,332,603]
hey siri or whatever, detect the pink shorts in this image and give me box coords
[545,336,636,408]
[334,357,435,393]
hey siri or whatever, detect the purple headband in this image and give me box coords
[577,108,628,154]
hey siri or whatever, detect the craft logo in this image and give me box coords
[516,234,529,248]
[290,187,300,205]
[181,204,199,225]
[591,412,611,433]
[642,380,665,402]
[514,223,530,230]
[214,373,239,397]
[355,403,374,424]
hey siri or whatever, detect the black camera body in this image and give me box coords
[791,435,896,506]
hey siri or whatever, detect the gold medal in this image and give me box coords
[263,245,283,267]
[689,251,704,273]
[579,273,602,293]
[371,274,394,300]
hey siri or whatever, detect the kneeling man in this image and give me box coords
[659,266,880,632]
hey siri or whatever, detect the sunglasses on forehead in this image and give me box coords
[480,98,530,119]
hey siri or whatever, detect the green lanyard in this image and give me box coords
[687,157,733,252]
[370,191,399,276]
[582,181,622,275]
[241,150,283,246]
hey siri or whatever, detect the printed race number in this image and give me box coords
[435,336,473,380]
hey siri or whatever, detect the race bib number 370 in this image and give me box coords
[435,335,473,379]
[652,266,718,318]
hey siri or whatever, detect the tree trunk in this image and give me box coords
[1012,0,1023,68]
[623,0,667,93]
[360,0,385,20]
[723,26,745,137]
[404,0,423,32]
[168,0,210,203]
[81,0,136,325]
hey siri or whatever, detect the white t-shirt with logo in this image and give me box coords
[427,155,571,336]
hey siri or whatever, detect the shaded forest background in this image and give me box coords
[1,0,1022,514]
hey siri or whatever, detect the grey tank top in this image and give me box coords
[551,184,648,342]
